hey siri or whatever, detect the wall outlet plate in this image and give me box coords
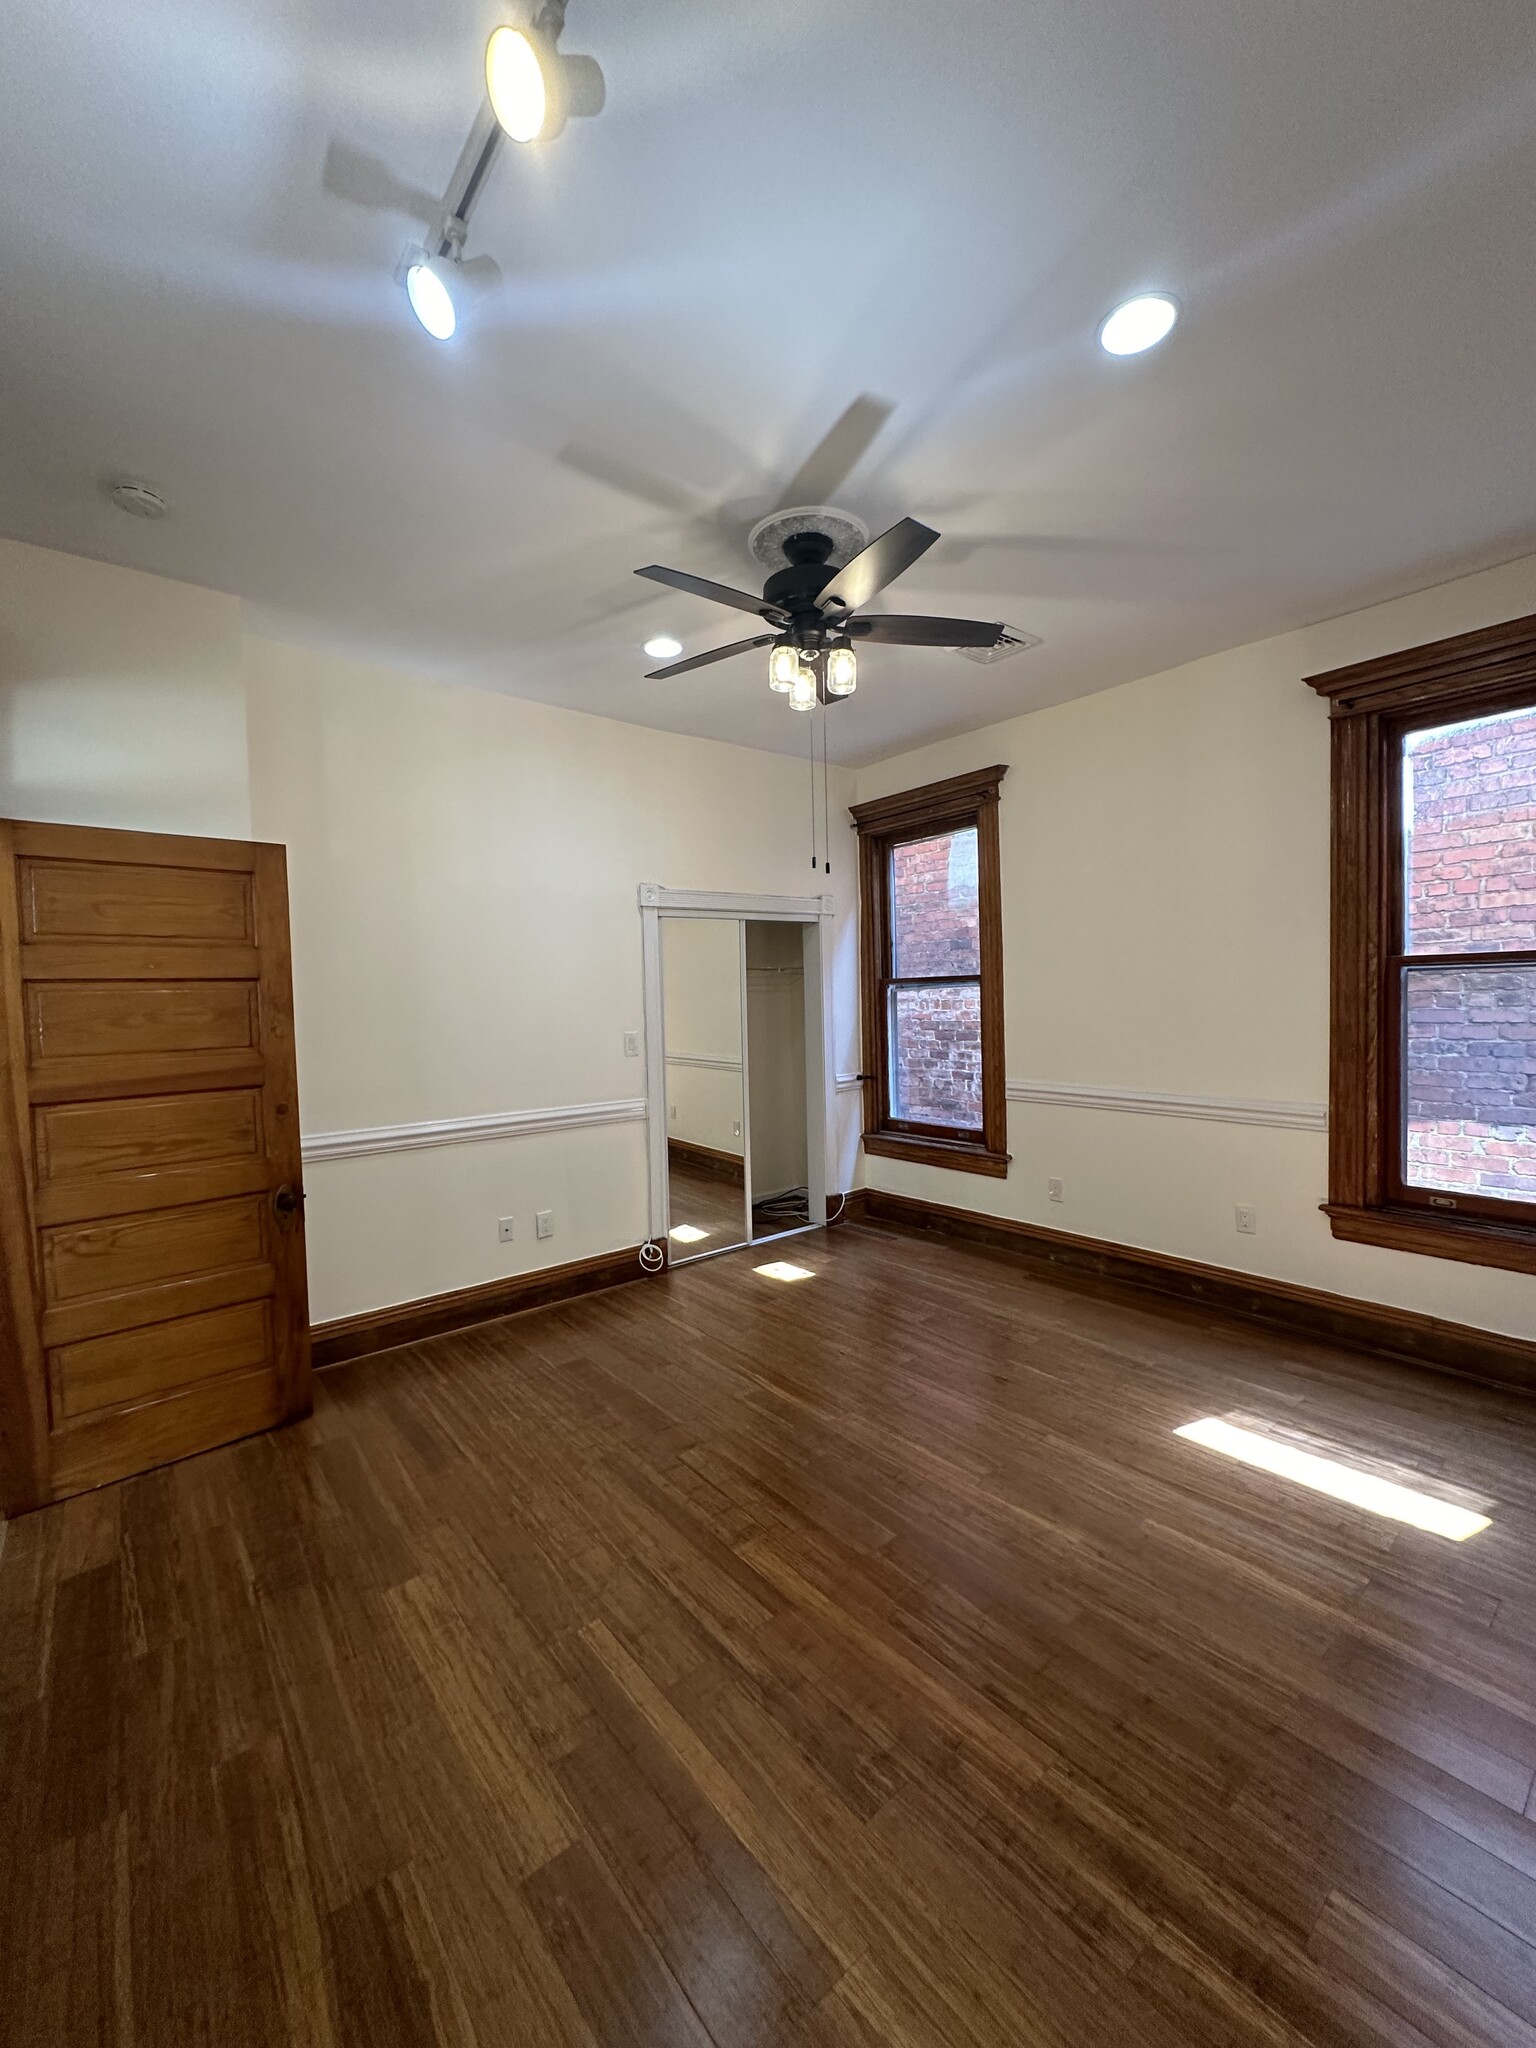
[1047,1178,1064,1203]
[498,1216,515,1243]
[536,1210,554,1240]
[1235,1205,1258,1235]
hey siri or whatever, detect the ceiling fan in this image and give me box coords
[635,512,1006,711]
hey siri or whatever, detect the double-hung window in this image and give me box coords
[1310,615,1536,1271]
[850,766,1009,1176]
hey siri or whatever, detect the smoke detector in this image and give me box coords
[109,479,168,519]
[953,626,1042,664]
[747,505,868,570]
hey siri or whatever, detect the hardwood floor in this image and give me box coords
[5,1217,1536,2046]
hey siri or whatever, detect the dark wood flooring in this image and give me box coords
[5,1218,1536,2046]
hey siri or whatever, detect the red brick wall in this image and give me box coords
[889,830,982,1127]
[1403,709,1536,1201]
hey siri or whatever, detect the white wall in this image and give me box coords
[244,637,859,1319]
[0,537,860,1323]
[746,922,809,1200]
[854,553,1536,1341]
[0,538,250,837]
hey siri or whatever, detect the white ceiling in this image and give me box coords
[3,0,1535,764]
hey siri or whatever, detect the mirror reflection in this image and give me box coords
[662,918,747,1261]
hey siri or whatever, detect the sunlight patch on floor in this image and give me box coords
[1175,1416,1490,1541]
[669,1224,710,1243]
[755,1261,815,1282]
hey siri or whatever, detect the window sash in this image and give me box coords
[882,970,985,1137]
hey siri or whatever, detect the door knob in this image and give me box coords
[272,1183,304,1227]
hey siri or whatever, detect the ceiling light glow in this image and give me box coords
[755,1261,815,1282]
[826,645,857,696]
[1174,1417,1490,1541]
[1098,293,1180,357]
[486,26,551,142]
[405,259,457,340]
[769,645,800,694]
[788,668,818,712]
[644,636,683,661]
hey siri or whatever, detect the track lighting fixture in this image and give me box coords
[486,12,605,146]
[401,233,501,341]
[388,4,603,336]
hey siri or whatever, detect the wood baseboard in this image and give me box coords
[830,1188,870,1224]
[667,1137,745,1184]
[858,1189,1536,1396]
[312,1246,656,1369]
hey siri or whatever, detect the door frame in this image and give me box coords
[638,885,833,1256]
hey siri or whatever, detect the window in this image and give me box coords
[850,766,1009,1176]
[1308,615,1536,1272]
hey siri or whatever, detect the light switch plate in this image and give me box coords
[623,1030,640,1057]
[536,1210,554,1240]
[498,1216,515,1243]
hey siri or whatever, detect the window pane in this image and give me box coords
[1403,964,1536,1202]
[888,982,982,1129]
[890,828,980,978]
[1403,705,1536,953]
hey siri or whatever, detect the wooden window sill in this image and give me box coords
[1323,1203,1536,1275]
[863,1130,1011,1178]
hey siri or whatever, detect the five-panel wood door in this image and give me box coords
[0,821,311,1511]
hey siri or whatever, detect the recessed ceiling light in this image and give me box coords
[644,635,684,661]
[755,1261,815,1282]
[1175,1418,1490,1541]
[1098,293,1180,357]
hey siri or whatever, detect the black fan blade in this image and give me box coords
[647,635,776,679]
[635,565,785,621]
[815,518,939,616]
[772,395,895,511]
[850,615,1004,647]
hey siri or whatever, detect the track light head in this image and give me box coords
[486,23,605,145]
[401,244,501,340]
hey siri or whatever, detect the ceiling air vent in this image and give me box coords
[954,626,1042,665]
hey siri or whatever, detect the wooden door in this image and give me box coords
[0,821,311,1511]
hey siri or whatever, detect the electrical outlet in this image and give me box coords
[535,1210,554,1240]
[1235,1205,1258,1236]
[1047,1178,1064,1203]
[498,1216,515,1244]
[623,1030,640,1058]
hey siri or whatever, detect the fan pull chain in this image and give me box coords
[820,701,831,876]
[809,701,818,871]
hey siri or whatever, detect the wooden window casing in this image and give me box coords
[850,766,1010,1178]
[1308,612,1536,1274]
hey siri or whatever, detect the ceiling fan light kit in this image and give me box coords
[637,515,1007,711]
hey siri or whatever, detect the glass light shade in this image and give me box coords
[1098,293,1179,356]
[826,645,857,696]
[486,25,553,142]
[768,644,800,693]
[405,260,456,340]
[788,669,817,712]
